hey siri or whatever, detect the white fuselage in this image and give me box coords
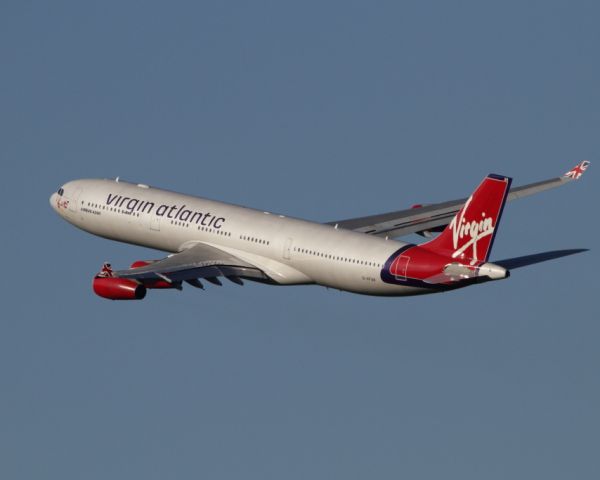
[50,179,429,296]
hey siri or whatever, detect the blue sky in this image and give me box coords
[1,1,598,479]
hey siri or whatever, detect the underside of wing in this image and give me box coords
[493,248,588,270]
[114,242,270,285]
[328,161,590,238]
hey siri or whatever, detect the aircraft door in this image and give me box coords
[68,188,82,213]
[150,215,161,232]
[283,238,293,260]
[139,206,161,232]
[393,255,410,280]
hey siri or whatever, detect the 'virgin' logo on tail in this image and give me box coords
[449,196,495,264]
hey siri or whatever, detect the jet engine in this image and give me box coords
[93,277,147,300]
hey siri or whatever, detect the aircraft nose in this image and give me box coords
[49,192,57,211]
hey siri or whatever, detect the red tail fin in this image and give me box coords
[420,174,512,265]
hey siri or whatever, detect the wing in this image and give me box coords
[328,161,591,238]
[114,242,269,286]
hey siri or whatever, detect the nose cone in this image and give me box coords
[50,192,57,211]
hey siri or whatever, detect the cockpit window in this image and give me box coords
[57,188,64,196]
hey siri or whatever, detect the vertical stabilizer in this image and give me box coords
[420,174,512,265]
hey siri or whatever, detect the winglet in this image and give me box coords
[563,160,591,180]
[96,262,114,278]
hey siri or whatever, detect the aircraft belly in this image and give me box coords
[309,263,433,296]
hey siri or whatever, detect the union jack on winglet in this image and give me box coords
[97,263,114,278]
[564,160,591,180]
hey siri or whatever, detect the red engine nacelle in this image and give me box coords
[130,260,177,289]
[93,277,147,300]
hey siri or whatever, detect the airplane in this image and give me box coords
[49,161,590,300]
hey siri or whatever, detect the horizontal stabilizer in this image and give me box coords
[423,261,508,284]
[494,249,588,270]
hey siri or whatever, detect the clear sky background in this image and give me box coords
[1,1,598,479]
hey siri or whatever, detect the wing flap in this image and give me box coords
[114,243,269,283]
